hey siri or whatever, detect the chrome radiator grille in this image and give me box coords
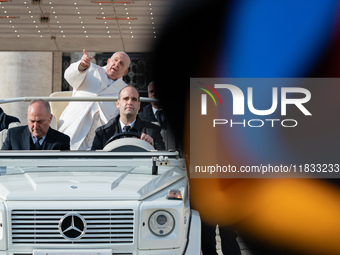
[11,209,134,244]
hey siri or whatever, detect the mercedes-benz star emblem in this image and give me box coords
[58,213,87,240]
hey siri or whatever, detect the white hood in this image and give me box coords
[0,167,185,201]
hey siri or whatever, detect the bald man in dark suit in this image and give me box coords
[1,99,70,150]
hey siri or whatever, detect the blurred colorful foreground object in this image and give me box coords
[154,0,340,254]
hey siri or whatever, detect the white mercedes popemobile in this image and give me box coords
[0,96,200,255]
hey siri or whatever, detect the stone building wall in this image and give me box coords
[0,52,55,124]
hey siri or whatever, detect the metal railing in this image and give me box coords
[0,96,158,104]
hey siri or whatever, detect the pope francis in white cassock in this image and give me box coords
[58,50,129,150]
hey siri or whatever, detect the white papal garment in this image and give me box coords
[58,61,127,150]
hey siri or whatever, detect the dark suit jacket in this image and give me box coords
[91,115,165,150]
[138,104,158,123]
[1,125,70,150]
[139,104,167,130]
[0,107,20,131]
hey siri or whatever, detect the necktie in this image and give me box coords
[35,138,42,150]
[123,125,131,132]
[155,109,166,129]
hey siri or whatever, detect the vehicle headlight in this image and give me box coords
[148,210,175,236]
